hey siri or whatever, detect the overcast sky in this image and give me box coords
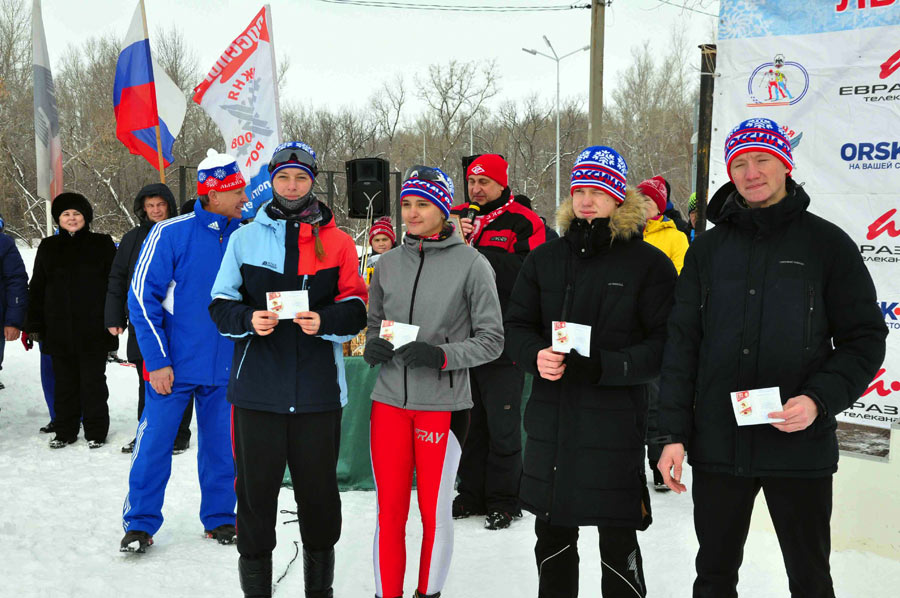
[38,0,719,114]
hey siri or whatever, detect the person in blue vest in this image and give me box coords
[0,213,27,391]
[120,150,246,554]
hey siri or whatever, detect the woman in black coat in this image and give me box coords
[25,192,117,449]
[505,147,677,598]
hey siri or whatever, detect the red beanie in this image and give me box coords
[466,154,509,188]
[368,216,396,246]
[637,176,668,216]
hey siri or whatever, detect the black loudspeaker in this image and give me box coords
[346,158,390,219]
[461,154,480,205]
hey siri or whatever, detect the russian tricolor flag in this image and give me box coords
[113,1,185,170]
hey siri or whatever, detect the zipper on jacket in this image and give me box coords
[403,242,427,407]
[804,283,814,350]
[235,339,252,379]
[445,336,454,388]
[700,285,710,331]
[560,255,575,321]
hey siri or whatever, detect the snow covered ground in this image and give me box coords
[2,245,898,597]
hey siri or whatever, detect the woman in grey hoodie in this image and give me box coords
[363,165,504,598]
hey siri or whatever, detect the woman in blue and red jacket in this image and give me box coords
[209,141,367,598]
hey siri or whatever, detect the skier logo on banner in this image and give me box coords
[747,54,810,107]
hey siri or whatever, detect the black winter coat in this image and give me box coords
[104,184,177,362]
[26,228,118,355]
[505,191,677,529]
[657,179,887,478]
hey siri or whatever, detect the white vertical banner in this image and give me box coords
[713,1,900,456]
[32,0,63,234]
[192,5,282,219]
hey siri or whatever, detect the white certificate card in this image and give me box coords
[551,321,592,357]
[730,387,786,426]
[380,320,420,348]
[266,290,309,320]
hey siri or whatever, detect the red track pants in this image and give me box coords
[370,401,466,598]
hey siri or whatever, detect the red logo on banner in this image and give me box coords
[867,209,900,240]
[836,0,896,13]
[881,48,900,80]
[863,368,900,397]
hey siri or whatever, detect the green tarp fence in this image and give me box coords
[284,356,532,490]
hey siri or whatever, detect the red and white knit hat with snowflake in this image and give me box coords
[197,149,246,195]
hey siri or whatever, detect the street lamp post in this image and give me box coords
[523,38,590,209]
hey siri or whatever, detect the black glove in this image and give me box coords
[363,337,395,367]
[395,341,445,370]
[565,350,602,384]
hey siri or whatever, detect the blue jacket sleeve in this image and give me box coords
[128,223,175,371]
[209,230,255,339]
[1,236,28,328]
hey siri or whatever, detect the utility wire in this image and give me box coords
[655,0,719,18]
[314,0,590,12]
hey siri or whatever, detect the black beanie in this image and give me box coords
[51,192,93,225]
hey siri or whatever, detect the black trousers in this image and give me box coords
[456,361,524,512]
[134,359,192,444]
[534,517,646,598]
[232,406,342,559]
[692,470,834,598]
[51,352,109,442]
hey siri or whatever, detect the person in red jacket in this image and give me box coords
[450,153,546,530]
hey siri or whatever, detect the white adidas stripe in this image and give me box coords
[131,214,195,357]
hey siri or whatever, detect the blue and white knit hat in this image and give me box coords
[724,118,793,180]
[400,166,454,218]
[197,149,245,195]
[570,146,629,204]
[269,141,318,180]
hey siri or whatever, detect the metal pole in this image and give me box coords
[326,170,335,209]
[470,118,474,155]
[393,171,402,240]
[555,57,561,209]
[178,165,186,208]
[695,43,717,234]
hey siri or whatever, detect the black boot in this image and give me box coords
[239,556,272,598]
[303,547,335,598]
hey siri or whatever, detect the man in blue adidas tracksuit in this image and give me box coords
[120,150,247,553]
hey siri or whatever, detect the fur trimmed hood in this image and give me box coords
[555,187,646,240]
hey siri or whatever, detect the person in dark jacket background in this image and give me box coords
[104,183,193,454]
[0,213,28,390]
[24,192,117,449]
[655,117,887,598]
[210,142,368,598]
[506,146,677,598]
[451,153,547,530]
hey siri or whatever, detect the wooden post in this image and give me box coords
[588,0,605,145]
[139,0,165,184]
[695,43,717,233]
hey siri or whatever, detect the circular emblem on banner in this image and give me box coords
[747,54,809,107]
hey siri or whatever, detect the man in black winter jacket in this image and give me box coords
[104,183,192,454]
[656,117,887,598]
[450,154,546,530]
